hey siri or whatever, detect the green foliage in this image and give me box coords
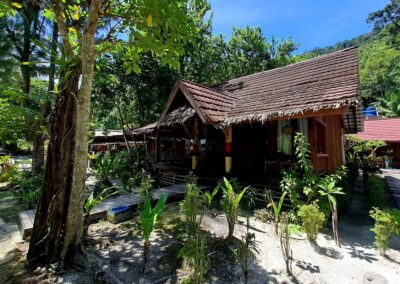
[220,177,249,240]
[15,188,40,209]
[0,155,18,182]
[84,187,118,216]
[370,207,400,255]
[296,1,400,113]
[280,132,317,207]
[180,173,203,235]
[317,177,345,210]
[178,232,209,284]
[93,151,116,182]
[179,173,211,283]
[203,185,219,208]
[141,193,168,241]
[139,171,155,201]
[140,192,168,271]
[267,191,287,234]
[13,172,43,209]
[367,174,389,208]
[367,0,400,48]
[347,136,387,173]
[297,203,325,241]
[183,26,298,85]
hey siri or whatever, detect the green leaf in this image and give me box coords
[11,2,22,9]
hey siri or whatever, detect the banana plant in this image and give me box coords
[268,191,287,235]
[220,177,249,240]
[83,187,118,237]
[203,185,219,208]
[140,192,168,272]
[93,151,116,184]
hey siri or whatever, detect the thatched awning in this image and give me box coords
[159,105,195,127]
[129,122,157,136]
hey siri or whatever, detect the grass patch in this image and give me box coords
[368,174,390,209]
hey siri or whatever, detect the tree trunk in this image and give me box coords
[31,135,46,173]
[27,0,102,267]
[142,240,150,272]
[332,204,340,247]
[27,63,81,267]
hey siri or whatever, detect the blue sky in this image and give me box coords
[209,0,389,53]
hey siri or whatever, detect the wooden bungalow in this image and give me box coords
[152,47,363,186]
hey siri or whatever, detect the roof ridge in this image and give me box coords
[214,46,358,88]
[179,78,237,100]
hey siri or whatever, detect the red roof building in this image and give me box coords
[354,118,400,165]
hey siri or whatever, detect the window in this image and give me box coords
[277,120,292,155]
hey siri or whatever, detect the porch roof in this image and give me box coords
[160,47,362,133]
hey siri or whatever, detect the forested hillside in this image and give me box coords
[298,1,400,117]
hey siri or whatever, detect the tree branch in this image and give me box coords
[50,0,74,56]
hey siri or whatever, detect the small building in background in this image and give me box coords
[90,129,133,153]
[353,118,400,168]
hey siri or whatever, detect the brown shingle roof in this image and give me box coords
[161,47,361,131]
[180,79,236,123]
[216,47,359,124]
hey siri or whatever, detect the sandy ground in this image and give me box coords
[1,177,399,283]
[202,193,400,284]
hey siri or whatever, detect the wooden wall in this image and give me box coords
[309,114,344,174]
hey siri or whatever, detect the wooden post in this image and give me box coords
[192,117,200,171]
[155,130,160,163]
[225,126,233,175]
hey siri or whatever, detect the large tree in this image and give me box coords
[368,0,400,49]
[0,0,51,172]
[25,0,203,267]
[183,26,298,85]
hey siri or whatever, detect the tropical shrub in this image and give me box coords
[180,173,203,235]
[14,172,43,208]
[0,155,18,182]
[83,187,118,236]
[178,231,209,284]
[280,132,318,208]
[93,151,116,185]
[347,136,386,181]
[139,170,155,201]
[267,191,287,234]
[297,203,325,241]
[15,188,41,209]
[140,192,168,272]
[220,177,249,240]
[370,207,400,255]
[180,173,215,283]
